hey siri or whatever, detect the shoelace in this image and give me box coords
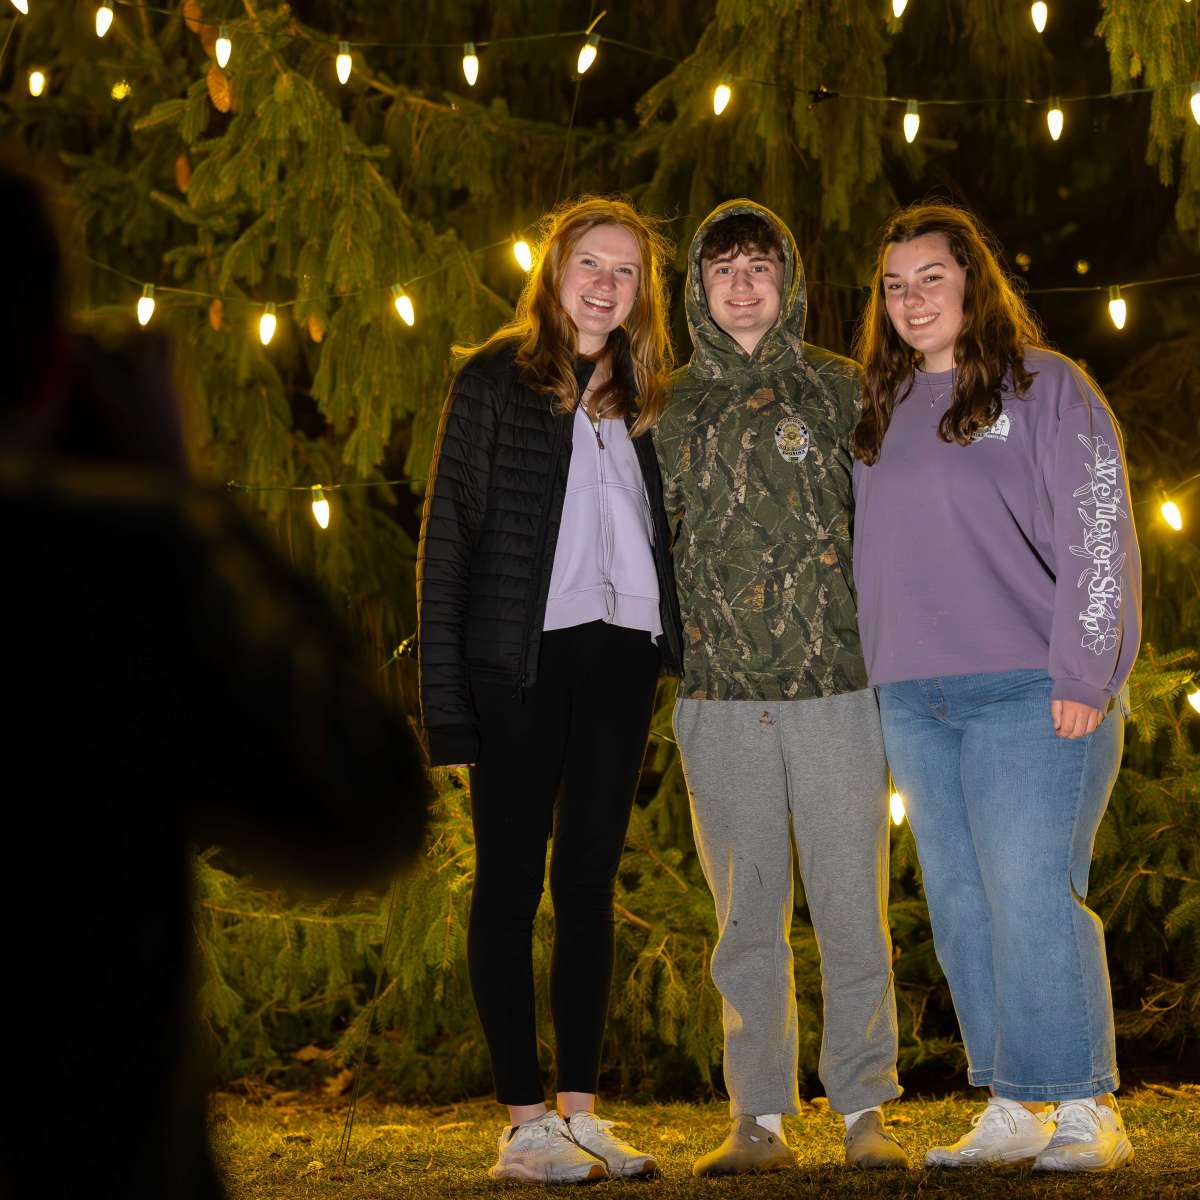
[514,1116,570,1149]
[970,1102,1022,1138]
[570,1114,636,1153]
[1051,1102,1104,1144]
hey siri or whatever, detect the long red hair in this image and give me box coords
[852,203,1046,465]
[462,196,674,436]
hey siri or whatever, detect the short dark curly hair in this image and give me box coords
[699,212,784,264]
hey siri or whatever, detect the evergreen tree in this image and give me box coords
[2,0,1196,1095]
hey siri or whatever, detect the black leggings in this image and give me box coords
[467,620,660,1105]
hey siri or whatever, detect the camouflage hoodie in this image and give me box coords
[656,200,869,701]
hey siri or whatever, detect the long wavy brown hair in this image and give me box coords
[460,196,674,436]
[852,203,1046,465]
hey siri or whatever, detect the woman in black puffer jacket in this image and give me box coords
[416,196,681,1184]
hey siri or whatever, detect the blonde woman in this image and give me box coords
[417,197,681,1184]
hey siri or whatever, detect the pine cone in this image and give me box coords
[209,298,224,331]
[175,153,191,193]
[206,64,233,113]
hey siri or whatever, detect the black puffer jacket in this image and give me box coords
[417,336,683,766]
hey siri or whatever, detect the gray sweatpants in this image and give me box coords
[674,689,901,1116]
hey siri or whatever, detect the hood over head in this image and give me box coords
[683,199,807,378]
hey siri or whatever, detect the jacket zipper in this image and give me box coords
[592,414,617,620]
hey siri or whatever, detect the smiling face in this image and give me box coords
[557,223,642,356]
[882,232,968,373]
[700,248,783,356]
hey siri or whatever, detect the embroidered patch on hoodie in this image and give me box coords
[774,417,810,462]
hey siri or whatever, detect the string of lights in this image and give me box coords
[8,0,1198,130]
[221,458,1200,542]
[13,0,1200,541]
[13,0,1191,338]
[78,234,1200,348]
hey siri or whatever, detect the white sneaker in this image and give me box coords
[925,1098,1055,1167]
[488,1113,607,1184]
[566,1112,657,1178]
[1033,1099,1134,1172]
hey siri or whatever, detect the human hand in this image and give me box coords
[1051,700,1104,739]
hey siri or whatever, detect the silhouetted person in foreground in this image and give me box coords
[0,164,429,1199]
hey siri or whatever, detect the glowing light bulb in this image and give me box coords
[1107,285,1126,331]
[391,285,415,326]
[259,303,277,346]
[903,99,920,143]
[95,3,113,37]
[577,33,599,76]
[1046,99,1063,141]
[1188,690,1200,715]
[136,284,156,327]
[513,239,533,272]
[10,0,29,14]
[1161,500,1183,531]
[1191,83,1200,126]
[1031,1,1048,32]
[28,69,46,97]
[311,485,331,530]
[462,42,479,87]
[713,81,732,116]
[889,792,907,826]
[215,26,232,69]
[892,0,908,15]
[336,42,351,85]
[111,79,132,101]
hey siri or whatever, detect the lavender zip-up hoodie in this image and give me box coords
[852,348,1141,710]
[543,405,662,639]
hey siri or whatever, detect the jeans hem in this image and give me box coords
[967,1067,993,1087]
[990,1071,1120,1102]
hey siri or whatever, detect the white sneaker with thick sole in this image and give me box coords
[566,1112,657,1177]
[925,1098,1055,1167]
[1033,1099,1134,1172]
[488,1113,607,1184]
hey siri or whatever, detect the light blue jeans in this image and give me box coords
[877,669,1122,1102]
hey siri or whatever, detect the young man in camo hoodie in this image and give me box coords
[656,200,909,1175]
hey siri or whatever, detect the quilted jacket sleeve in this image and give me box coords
[416,365,499,765]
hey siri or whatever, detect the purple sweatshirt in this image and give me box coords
[543,405,662,639]
[852,349,1141,710]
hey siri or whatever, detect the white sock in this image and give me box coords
[842,1105,882,1131]
[752,1113,784,1138]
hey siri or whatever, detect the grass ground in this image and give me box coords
[213,1085,1200,1198]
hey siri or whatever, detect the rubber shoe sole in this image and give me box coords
[606,1157,658,1179]
[925,1142,1048,1168]
[1034,1135,1134,1172]
[489,1160,607,1184]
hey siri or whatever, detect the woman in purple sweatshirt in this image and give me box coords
[851,203,1141,1172]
